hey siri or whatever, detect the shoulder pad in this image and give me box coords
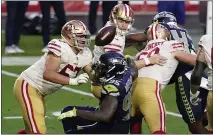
[47,39,62,56]
[102,84,120,96]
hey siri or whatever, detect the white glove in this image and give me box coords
[69,73,89,85]
[190,90,201,106]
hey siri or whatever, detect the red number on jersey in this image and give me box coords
[59,64,81,77]
[137,47,160,60]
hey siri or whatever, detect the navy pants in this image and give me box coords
[5,1,29,46]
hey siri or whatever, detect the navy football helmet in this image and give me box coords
[152,11,177,25]
[93,51,127,82]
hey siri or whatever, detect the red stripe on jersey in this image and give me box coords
[104,47,120,52]
[172,42,184,47]
[108,44,122,48]
[173,45,184,49]
[48,46,61,53]
[48,43,61,48]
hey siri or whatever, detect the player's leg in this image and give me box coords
[175,75,208,133]
[206,91,213,133]
[13,77,46,134]
[130,80,143,134]
[132,77,166,134]
[60,105,108,134]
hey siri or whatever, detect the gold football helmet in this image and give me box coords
[109,4,134,35]
[146,23,170,41]
[61,20,90,50]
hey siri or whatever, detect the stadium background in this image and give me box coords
[1,1,212,134]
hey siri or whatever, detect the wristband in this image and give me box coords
[144,58,151,65]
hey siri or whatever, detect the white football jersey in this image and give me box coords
[136,39,185,89]
[92,21,126,63]
[198,34,213,90]
[20,39,92,95]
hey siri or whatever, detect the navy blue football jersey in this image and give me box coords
[159,23,195,54]
[157,23,196,83]
[100,67,132,123]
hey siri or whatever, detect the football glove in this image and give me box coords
[58,107,77,121]
[69,73,89,85]
[190,90,201,106]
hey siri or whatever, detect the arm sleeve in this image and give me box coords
[47,39,62,57]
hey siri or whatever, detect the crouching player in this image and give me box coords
[190,35,213,134]
[13,20,93,134]
[58,51,138,134]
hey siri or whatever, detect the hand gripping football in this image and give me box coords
[95,26,116,46]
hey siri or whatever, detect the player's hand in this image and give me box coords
[58,107,77,121]
[149,54,167,66]
[69,73,89,85]
[190,91,201,106]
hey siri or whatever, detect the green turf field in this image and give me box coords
[2,33,193,134]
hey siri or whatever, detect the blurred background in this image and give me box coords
[1,1,212,134]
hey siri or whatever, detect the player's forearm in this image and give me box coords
[175,52,196,66]
[77,110,111,123]
[43,71,69,85]
[190,60,207,94]
[126,33,147,43]
[190,72,202,94]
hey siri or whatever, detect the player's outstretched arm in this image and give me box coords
[135,54,167,69]
[172,50,197,66]
[125,33,147,48]
[190,46,207,94]
[76,95,118,122]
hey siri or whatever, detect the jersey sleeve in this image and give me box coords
[167,40,185,52]
[101,83,120,97]
[82,48,93,67]
[47,39,62,56]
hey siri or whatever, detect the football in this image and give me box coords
[95,25,116,46]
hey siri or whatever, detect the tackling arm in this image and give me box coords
[76,95,118,123]
[125,33,147,48]
[172,50,197,66]
[126,57,138,81]
[190,46,207,94]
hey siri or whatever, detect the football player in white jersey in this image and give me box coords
[131,23,197,134]
[13,20,94,134]
[190,34,213,134]
[92,4,167,98]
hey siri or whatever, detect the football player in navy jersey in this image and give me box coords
[57,51,138,134]
[126,11,209,134]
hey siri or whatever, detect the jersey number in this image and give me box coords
[138,47,160,59]
[122,91,131,111]
[170,30,188,44]
[59,64,81,77]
